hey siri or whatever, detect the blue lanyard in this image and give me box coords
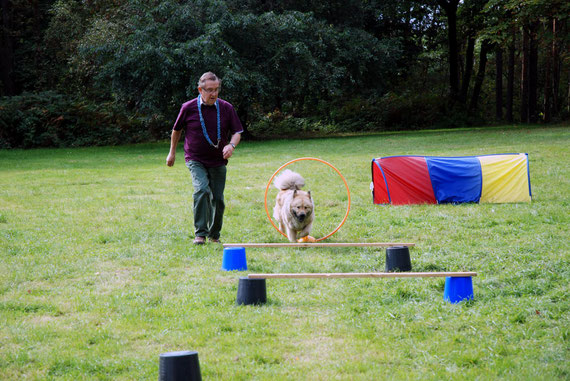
[197,95,221,148]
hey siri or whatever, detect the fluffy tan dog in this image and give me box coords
[273,169,315,242]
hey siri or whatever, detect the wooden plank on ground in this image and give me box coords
[247,272,477,279]
[223,242,415,248]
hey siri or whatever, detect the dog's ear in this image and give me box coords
[308,190,311,199]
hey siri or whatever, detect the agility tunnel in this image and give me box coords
[371,153,531,205]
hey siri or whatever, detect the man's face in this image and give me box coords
[198,79,220,106]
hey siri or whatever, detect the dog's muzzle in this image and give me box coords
[294,211,306,221]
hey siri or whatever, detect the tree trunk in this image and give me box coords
[552,18,560,115]
[495,46,503,120]
[528,22,539,123]
[544,19,553,123]
[438,0,460,100]
[0,0,17,95]
[506,28,515,123]
[469,40,490,112]
[460,37,475,103]
[521,26,530,123]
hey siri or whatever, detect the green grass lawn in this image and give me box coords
[1,125,568,380]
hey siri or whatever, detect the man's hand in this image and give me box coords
[166,152,176,167]
[167,129,182,167]
[222,144,235,160]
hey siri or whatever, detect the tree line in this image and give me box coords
[0,0,568,148]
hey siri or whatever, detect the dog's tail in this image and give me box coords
[274,169,305,190]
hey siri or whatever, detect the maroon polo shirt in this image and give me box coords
[173,97,243,167]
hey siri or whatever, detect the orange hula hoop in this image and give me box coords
[264,157,351,242]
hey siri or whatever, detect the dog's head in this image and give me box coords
[290,190,313,222]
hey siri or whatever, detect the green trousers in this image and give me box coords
[185,160,227,239]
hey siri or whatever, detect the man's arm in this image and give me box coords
[222,132,241,160]
[166,129,183,166]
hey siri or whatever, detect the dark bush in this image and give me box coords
[0,92,154,149]
[248,114,333,138]
[331,93,480,132]
[247,93,483,139]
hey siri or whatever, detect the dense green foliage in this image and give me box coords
[0,1,569,147]
[0,126,568,378]
[0,92,155,148]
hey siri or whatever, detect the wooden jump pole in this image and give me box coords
[248,272,477,279]
[223,242,415,248]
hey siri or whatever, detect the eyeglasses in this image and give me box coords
[201,87,220,94]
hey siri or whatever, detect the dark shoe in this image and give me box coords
[209,237,221,243]
[193,236,206,245]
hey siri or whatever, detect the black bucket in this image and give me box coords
[236,277,267,305]
[159,350,201,381]
[385,246,412,272]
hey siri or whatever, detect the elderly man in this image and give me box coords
[167,72,243,244]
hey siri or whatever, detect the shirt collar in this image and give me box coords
[199,96,217,106]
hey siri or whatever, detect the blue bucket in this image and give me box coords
[443,276,474,303]
[221,247,247,271]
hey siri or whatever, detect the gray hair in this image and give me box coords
[197,72,221,88]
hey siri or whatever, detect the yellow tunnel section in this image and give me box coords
[478,153,531,203]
